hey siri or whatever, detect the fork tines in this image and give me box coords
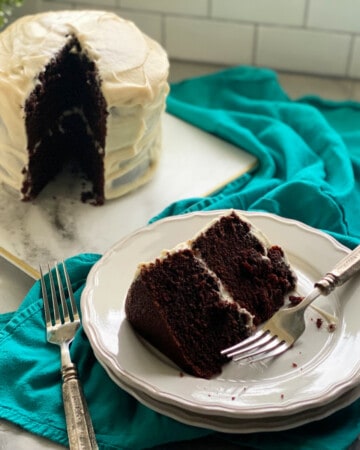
[39,261,79,325]
[221,330,289,363]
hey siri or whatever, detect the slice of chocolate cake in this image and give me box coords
[125,211,297,378]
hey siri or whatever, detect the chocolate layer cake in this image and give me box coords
[0,11,169,204]
[125,211,297,378]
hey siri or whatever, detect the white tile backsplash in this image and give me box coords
[120,0,208,16]
[71,0,117,6]
[307,0,360,34]
[211,0,306,27]
[257,27,352,77]
[165,17,254,66]
[117,10,163,43]
[36,2,73,11]
[349,37,360,78]
[5,0,360,79]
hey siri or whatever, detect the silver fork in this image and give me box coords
[221,244,360,363]
[40,261,98,450]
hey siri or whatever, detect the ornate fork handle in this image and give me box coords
[62,362,98,450]
[40,262,98,450]
[315,244,360,295]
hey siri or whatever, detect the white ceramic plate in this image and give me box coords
[99,352,360,433]
[81,210,360,420]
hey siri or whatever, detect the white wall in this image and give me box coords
[8,0,360,79]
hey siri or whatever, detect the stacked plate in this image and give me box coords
[81,210,360,433]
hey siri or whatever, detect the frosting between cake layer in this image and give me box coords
[0,10,169,200]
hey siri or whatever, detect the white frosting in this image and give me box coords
[0,10,169,200]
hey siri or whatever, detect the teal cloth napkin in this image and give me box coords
[1,66,360,450]
[153,66,360,251]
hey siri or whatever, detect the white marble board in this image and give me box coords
[0,113,257,269]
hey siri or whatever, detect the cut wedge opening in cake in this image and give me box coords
[23,36,108,205]
[125,211,297,379]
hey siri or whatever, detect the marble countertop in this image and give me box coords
[0,104,257,449]
[1,62,359,450]
[0,113,256,272]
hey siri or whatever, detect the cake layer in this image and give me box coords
[191,212,296,325]
[125,248,253,379]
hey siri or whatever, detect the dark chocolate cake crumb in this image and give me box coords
[289,295,304,306]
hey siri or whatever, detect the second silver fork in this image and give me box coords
[40,261,98,450]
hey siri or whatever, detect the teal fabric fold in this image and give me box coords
[152,66,360,250]
[1,66,360,450]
